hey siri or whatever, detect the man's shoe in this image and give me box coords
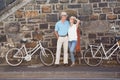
[63,64,69,67]
[54,64,60,68]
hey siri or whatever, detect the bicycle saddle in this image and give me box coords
[20,38,28,43]
[115,36,120,42]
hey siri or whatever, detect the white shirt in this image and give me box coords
[68,24,77,41]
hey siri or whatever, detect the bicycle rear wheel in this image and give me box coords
[5,48,23,66]
[40,48,54,66]
[83,48,102,66]
[116,50,120,64]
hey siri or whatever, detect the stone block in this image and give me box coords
[24,32,32,39]
[36,0,47,4]
[0,22,3,26]
[116,21,120,25]
[71,0,77,3]
[41,41,48,47]
[40,24,48,29]
[79,4,92,15]
[89,0,101,3]
[0,35,7,42]
[116,3,120,7]
[5,22,20,34]
[78,0,88,3]
[52,38,57,47]
[97,33,104,36]
[95,39,101,43]
[50,26,55,29]
[46,14,58,22]
[49,48,56,53]
[78,15,89,21]
[25,5,33,10]
[65,10,77,17]
[90,14,99,20]
[68,4,81,8]
[18,18,26,22]
[114,7,120,14]
[83,21,109,33]
[15,10,24,18]
[101,37,110,44]
[118,15,120,19]
[99,14,106,20]
[106,0,117,2]
[93,3,98,8]
[94,10,102,13]
[0,0,5,11]
[44,30,54,34]
[60,0,69,3]
[25,11,39,18]
[42,5,52,13]
[102,8,112,13]
[107,14,117,20]
[99,3,108,7]
[109,3,117,7]
[56,4,63,10]
[5,0,16,5]
[49,0,58,3]
[88,33,96,39]
[34,5,40,10]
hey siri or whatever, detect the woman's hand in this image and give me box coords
[76,18,80,27]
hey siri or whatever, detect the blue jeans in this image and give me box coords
[68,40,77,63]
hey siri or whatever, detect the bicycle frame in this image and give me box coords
[14,41,45,58]
[90,42,120,59]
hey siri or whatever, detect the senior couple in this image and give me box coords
[54,12,80,67]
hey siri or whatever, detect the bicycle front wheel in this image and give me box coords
[116,50,120,64]
[6,48,23,66]
[40,48,54,66]
[83,48,102,66]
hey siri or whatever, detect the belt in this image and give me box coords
[59,35,68,37]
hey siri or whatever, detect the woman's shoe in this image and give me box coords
[70,63,75,67]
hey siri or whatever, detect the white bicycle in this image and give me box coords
[5,39,55,66]
[83,37,120,66]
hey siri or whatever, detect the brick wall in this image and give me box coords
[0,0,120,62]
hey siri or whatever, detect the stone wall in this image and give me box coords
[0,0,120,62]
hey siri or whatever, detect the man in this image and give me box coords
[54,12,70,67]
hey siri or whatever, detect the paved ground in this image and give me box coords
[0,65,119,72]
[0,65,119,80]
[0,79,120,80]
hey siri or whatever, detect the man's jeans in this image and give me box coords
[68,40,77,63]
[55,36,68,64]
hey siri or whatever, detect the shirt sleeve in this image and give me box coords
[55,23,59,31]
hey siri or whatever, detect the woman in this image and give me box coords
[68,16,80,67]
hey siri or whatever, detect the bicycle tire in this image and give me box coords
[5,48,23,66]
[116,50,120,64]
[40,48,54,66]
[83,48,102,66]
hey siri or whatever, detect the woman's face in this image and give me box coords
[69,18,75,23]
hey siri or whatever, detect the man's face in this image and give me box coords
[61,15,67,20]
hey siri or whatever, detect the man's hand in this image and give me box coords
[54,31,59,39]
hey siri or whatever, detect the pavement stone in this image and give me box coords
[0,65,119,79]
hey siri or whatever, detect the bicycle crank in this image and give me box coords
[24,55,32,61]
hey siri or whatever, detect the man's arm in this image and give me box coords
[54,31,59,39]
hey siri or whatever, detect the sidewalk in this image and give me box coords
[0,65,119,79]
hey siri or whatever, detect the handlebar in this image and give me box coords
[20,38,42,44]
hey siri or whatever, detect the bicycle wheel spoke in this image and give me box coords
[84,48,102,66]
[117,50,120,64]
[6,48,23,66]
[40,48,54,66]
